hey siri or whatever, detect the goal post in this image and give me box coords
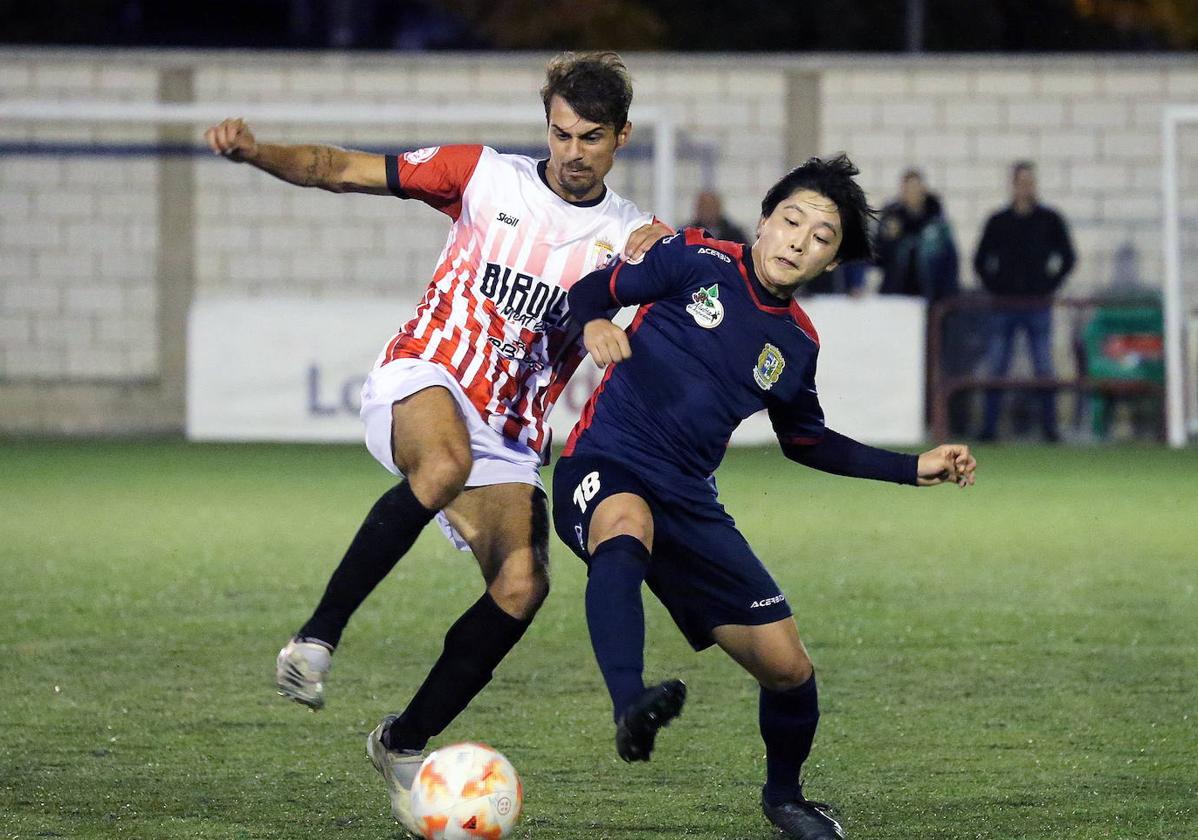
[1162,104,1198,448]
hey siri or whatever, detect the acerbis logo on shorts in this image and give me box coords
[749,594,786,609]
[403,146,440,165]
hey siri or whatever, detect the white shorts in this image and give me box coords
[359,357,543,551]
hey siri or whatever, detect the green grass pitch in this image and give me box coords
[1,440,1195,839]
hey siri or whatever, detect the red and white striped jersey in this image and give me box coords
[377,144,654,454]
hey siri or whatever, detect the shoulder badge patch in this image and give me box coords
[591,238,616,270]
[402,146,440,165]
[753,343,786,390]
[686,284,724,329]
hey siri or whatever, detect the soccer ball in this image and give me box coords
[409,742,523,839]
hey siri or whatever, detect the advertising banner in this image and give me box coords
[187,296,925,446]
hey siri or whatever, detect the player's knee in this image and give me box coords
[757,656,814,692]
[588,504,653,552]
[407,444,472,509]
[488,566,549,620]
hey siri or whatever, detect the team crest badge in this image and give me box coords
[753,343,786,390]
[403,146,440,165]
[591,238,616,269]
[686,284,724,328]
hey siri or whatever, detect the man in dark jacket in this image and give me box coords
[876,169,959,303]
[974,161,1076,442]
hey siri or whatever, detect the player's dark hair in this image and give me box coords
[541,51,633,131]
[760,154,876,263]
[1012,159,1035,179]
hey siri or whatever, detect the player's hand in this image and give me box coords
[623,221,673,262]
[916,444,976,487]
[583,319,631,368]
[204,118,258,162]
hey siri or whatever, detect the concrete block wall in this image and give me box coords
[190,54,786,302]
[2,49,1197,434]
[821,56,1198,299]
[1,56,161,388]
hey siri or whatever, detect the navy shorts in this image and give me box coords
[552,453,793,651]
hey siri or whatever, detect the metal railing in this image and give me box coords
[927,293,1166,441]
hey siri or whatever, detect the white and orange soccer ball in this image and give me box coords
[409,742,523,839]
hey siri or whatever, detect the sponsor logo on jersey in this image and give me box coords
[686,284,724,329]
[497,211,520,227]
[752,343,786,390]
[591,237,616,270]
[479,262,570,333]
[750,594,786,609]
[403,146,440,165]
[486,335,543,370]
[697,246,731,263]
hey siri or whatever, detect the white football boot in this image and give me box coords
[274,637,332,709]
[366,715,425,836]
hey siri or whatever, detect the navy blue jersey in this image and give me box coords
[563,228,826,502]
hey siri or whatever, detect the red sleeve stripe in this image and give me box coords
[608,260,626,306]
[561,302,654,457]
[788,300,821,347]
[561,364,615,457]
[780,434,824,446]
[683,226,742,259]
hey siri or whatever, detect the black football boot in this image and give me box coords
[761,788,845,840]
[614,679,687,762]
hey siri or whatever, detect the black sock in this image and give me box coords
[585,535,650,722]
[383,592,531,752]
[298,481,436,648]
[761,674,820,807]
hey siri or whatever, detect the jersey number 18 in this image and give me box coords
[572,471,601,513]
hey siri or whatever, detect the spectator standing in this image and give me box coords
[875,169,959,303]
[973,161,1076,442]
[686,189,749,243]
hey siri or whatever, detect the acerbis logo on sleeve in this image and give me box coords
[749,594,787,609]
[697,247,731,263]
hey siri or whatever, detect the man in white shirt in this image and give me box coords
[205,51,666,834]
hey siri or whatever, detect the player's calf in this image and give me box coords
[615,679,687,762]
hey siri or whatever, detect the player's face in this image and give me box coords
[545,94,630,203]
[751,188,843,297]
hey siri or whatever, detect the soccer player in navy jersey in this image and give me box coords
[552,155,977,840]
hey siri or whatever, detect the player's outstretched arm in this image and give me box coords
[203,118,390,195]
[916,444,977,488]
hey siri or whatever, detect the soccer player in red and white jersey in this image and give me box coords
[204,52,668,834]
